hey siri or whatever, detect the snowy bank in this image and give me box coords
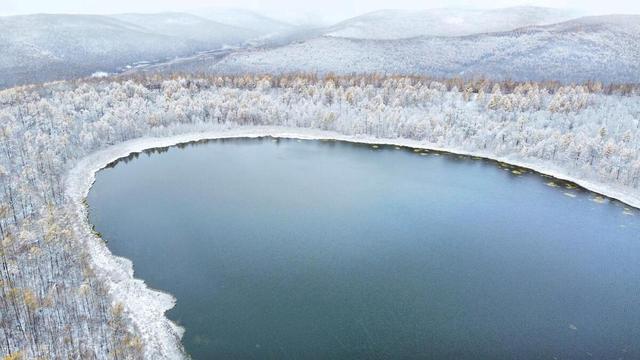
[66,126,640,358]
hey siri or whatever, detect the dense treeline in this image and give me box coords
[1,74,639,359]
[111,72,640,95]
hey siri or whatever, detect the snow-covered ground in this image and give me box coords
[65,125,640,358]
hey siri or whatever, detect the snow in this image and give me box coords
[189,8,295,35]
[67,145,186,359]
[0,72,634,357]
[324,6,578,39]
[0,13,257,88]
[66,126,640,358]
[213,15,640,83]
[2,9,637,88]
[109,13,256,46]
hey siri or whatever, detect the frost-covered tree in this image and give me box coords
[0,73,639,358]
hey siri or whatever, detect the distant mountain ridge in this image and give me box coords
[210,14,640,83]
[0,11,290,88]
[189,8,295,36]
[1,8,639,88]
[109,12,257,45]
[324,6,581,39]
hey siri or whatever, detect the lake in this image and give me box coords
[88,137,640,359]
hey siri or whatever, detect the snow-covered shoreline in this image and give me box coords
[65,126,640,359]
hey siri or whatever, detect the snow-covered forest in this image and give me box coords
[1,74,640,359]
[210,15,640,84]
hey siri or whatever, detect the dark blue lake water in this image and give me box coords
[88,137,640,359]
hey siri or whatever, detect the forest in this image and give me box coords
[1,74,640,359]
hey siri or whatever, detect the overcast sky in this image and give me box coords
[2,0,639,23]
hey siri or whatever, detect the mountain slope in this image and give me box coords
[188,8,314,47]
[211,15,640,83]
[110,12,257,46]
[188,8,294,36]
[324,6,580,39]
[0,13,257,88]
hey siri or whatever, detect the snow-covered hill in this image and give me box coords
[110,12,257,46]
[190,8,295,36]
[1,9,638,87]
[212,15,640,83]
[0,13,258,88]
[325,6,579,39]
[186,8,324,48]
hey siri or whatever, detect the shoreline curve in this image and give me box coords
[65,126,640,359]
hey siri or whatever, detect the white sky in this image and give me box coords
[2,0,639,23]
